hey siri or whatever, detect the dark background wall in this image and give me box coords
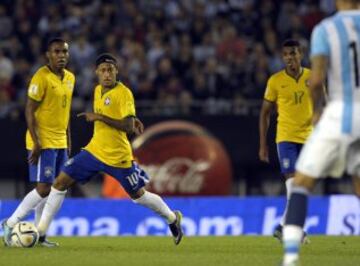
[0,114,350,198]
[0,114,280,196]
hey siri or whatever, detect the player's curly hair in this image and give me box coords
[282,39,300,48]
[47,37,67,50]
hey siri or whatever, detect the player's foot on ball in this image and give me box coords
[38,235,59,247]
[2,220,13,247]
[273,224,283,242]
[169,210,183,245]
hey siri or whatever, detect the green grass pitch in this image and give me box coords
[1,236,359,266]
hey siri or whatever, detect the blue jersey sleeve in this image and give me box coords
[311,24,330,57]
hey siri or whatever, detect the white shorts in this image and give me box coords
[296,106,360,178]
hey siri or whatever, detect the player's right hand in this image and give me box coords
[134,118,144,135]
[77,112,100,122]
[28,143,42,165]
[259,146,269,163]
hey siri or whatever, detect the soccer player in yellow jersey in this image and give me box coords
[259,39,312,243]
[36,54,183,245]
[2,38,75,247]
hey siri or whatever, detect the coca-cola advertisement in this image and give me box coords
[132,120,233,196]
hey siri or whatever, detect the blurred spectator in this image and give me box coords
[0,5,13,40]
[320,0,336,15]
[204,57,228,98]
[301,2,324,32]
[216,25,246,62]
[193,33,216,63]
[0,0,322,118]
[0,50,14,83]
[70,35,96,71]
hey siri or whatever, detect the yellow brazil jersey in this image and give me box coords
[84,82,135,168]
[264,68,313,143]
[26,66,75,149]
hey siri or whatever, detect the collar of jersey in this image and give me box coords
[284,67,304,83]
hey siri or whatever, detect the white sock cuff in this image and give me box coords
[51,186,67,195]
[291,185,309,195]
[133,191,149,204]
[285,178,294,190]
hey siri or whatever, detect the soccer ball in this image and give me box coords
[10,222,39,248]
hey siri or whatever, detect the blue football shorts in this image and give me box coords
[62,150,149,195]
[28,149,68,184]
[276,142,303,175]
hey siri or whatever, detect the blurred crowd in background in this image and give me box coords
[0,0,336,118]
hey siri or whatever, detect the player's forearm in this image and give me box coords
[310,84,324,114]
[97,114,135,134]
[310,56,327,114]
[25,110,41,146]
[259,113,270,147]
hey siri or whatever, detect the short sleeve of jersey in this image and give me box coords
[264,76,277,102]
[311,24,330,57]
[120,87,136,118]
[28,72,46,102]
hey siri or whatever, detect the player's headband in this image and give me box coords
[95,53,117,67]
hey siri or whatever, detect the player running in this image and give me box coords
[36,53,183,245]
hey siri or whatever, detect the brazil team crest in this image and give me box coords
[44,166,53,178]
[66,80,73,90]
[104,97,111,105]
[305,79,310,87]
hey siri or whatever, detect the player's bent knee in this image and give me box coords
[36,183,52,197]
[352,176,360,196]
[53,172,75,191]
[284,173,295,179]
[129,187,145,200]
[354,187,360,197]
[293,172,316,191]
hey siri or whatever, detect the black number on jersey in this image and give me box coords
[62,95,67,108]
[349,41,360,88]
[294,91,304,104]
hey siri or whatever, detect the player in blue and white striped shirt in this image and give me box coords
[282,0,360,265]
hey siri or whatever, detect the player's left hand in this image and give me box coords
[134,117,144,135]
[77,112,101,122]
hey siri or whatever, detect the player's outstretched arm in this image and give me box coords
[259,100,275,163]
[77,112,141,135]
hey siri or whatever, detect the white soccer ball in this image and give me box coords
[10,222,39,248]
